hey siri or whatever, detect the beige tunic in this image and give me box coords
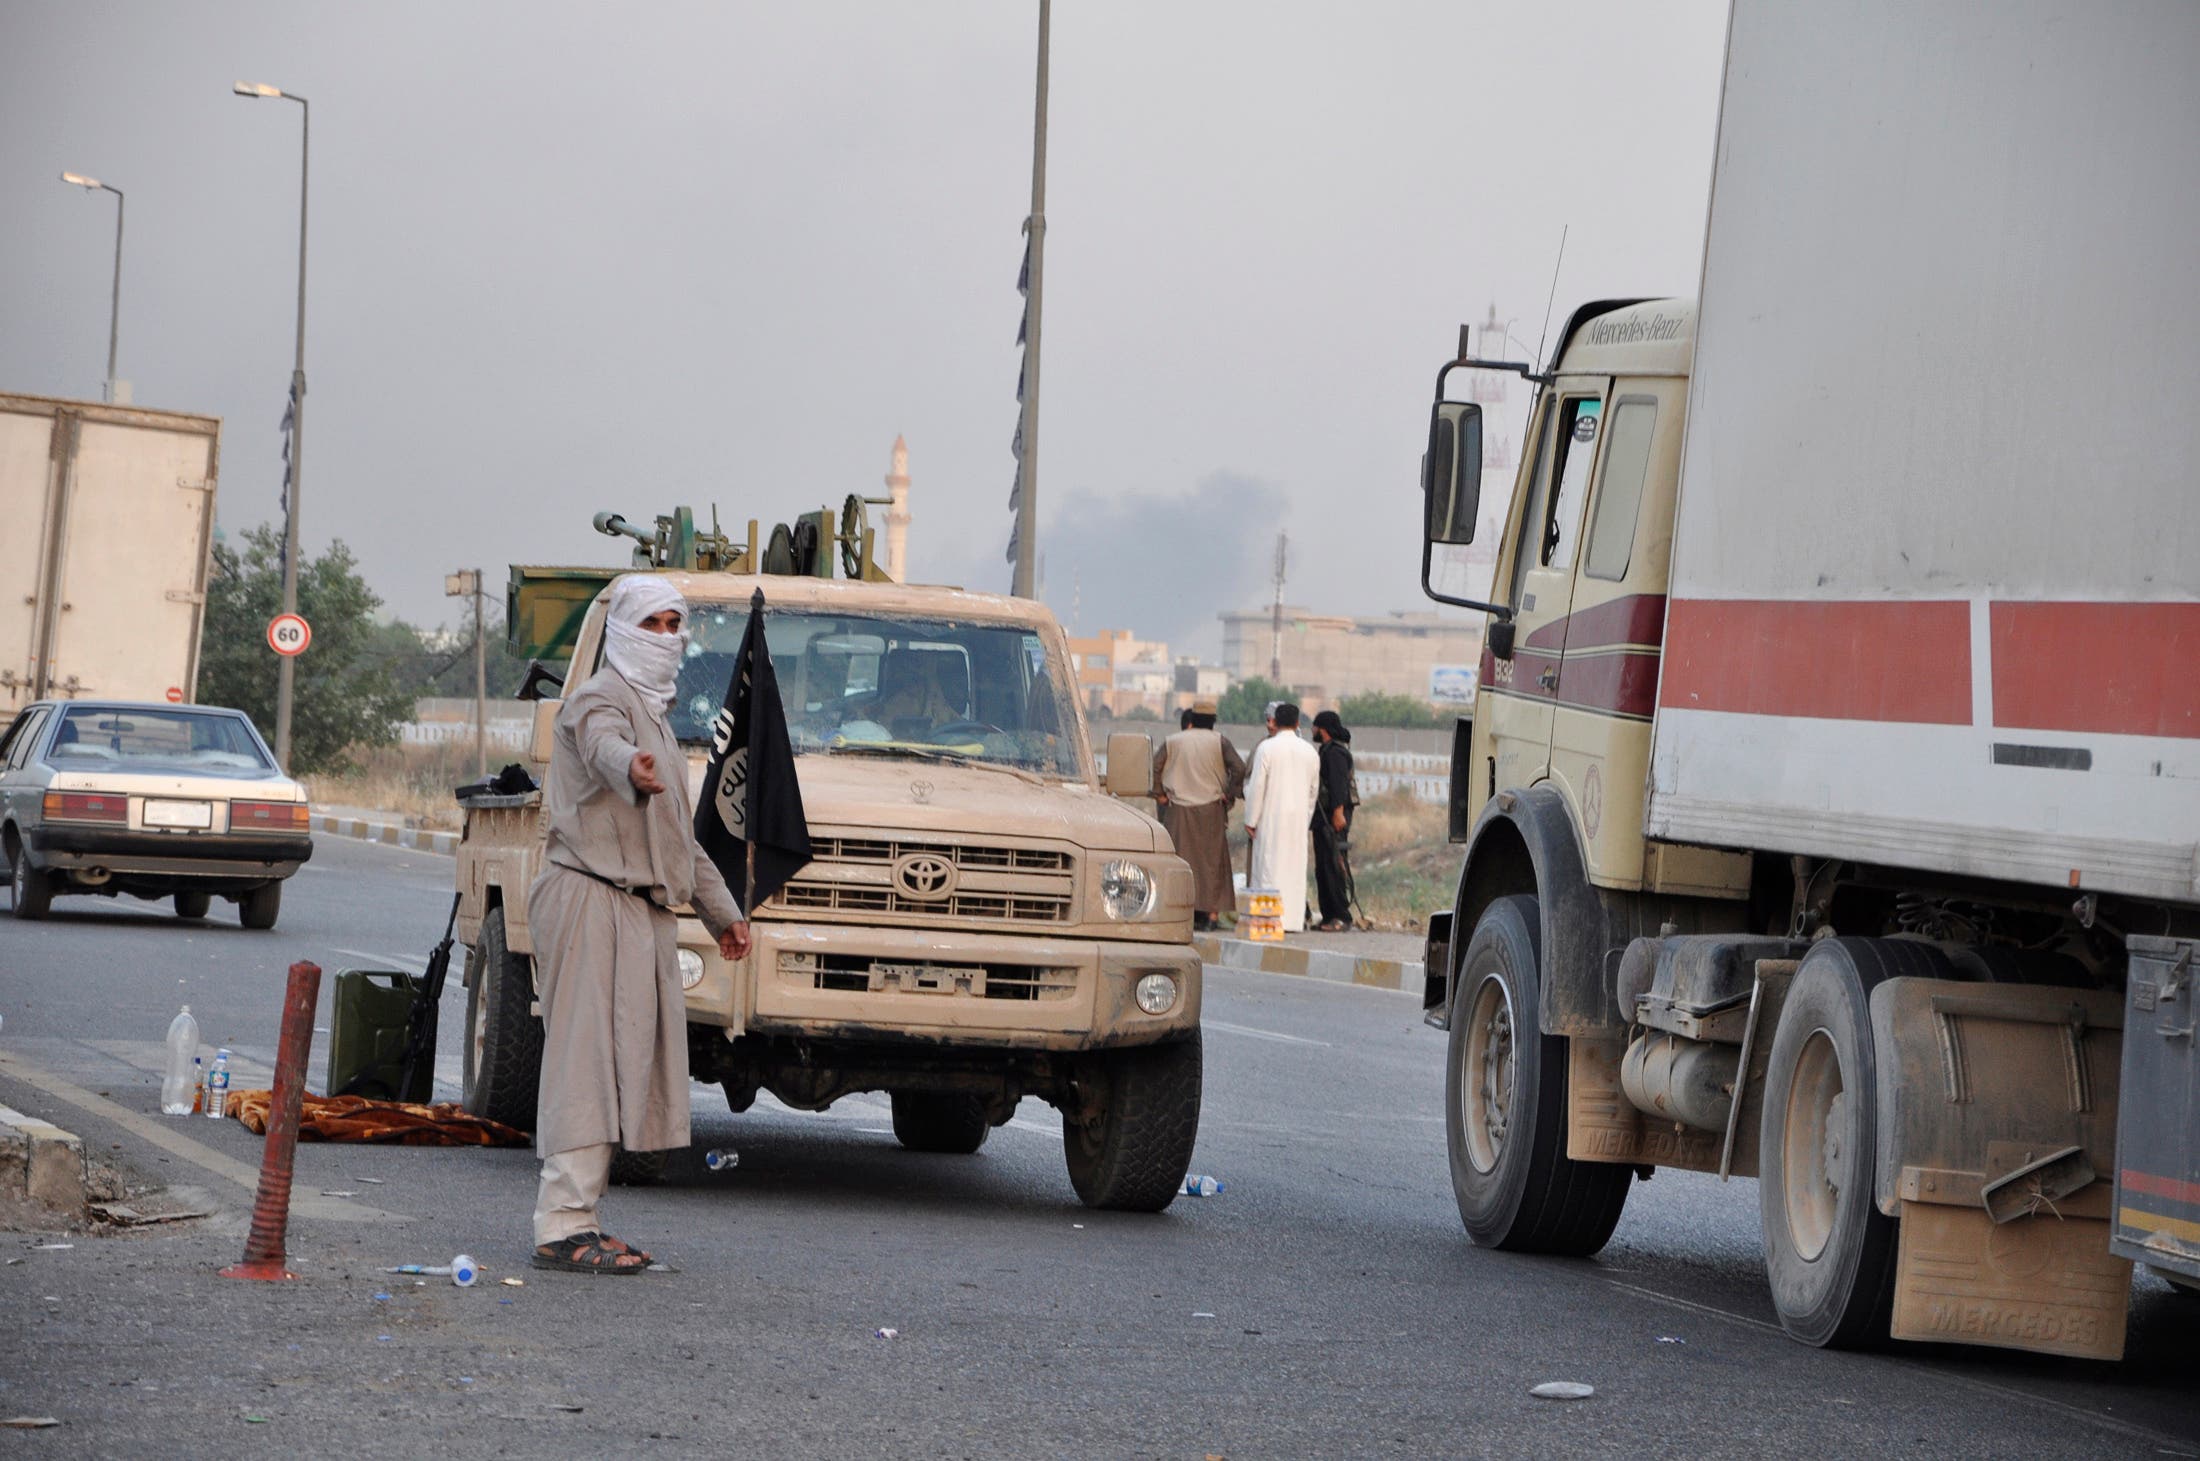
[528,667,742,1156]
[1153,729,1246,913]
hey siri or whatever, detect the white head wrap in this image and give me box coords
[601,574,689,707]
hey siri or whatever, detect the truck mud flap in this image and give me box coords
[2112,936,2200,1286]
[1869,976,2131,1360]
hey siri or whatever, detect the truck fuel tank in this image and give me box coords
[1620,1032,1740,1133]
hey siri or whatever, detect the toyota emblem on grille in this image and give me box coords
[894,853,956,901]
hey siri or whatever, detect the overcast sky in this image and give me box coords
[2,2,1726,658]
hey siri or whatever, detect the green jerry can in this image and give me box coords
[326,969,436,1104]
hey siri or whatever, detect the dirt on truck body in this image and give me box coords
[455,536,1203,1211]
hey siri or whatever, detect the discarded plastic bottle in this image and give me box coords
[1181,1174,1223,1197]
[191,1056,204,1113]
[205,1048,232,1121]
[704,1149,739,1172]
[161,1006,200,1115]
[383,1254,478,1286]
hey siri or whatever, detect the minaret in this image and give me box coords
[883,435,911,580]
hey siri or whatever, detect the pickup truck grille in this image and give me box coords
[788,952,1078,1002]
[769,836,1077,925]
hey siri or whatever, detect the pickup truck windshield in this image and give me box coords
[48,707,273,770]
[669,604,1083,778]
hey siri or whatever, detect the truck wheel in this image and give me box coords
[173,890,211,920]
[9,842,53,920]
[1064,1032,1202,1212]
[238,880,282,930]
[1445,894,1629,1255]
[462,906,543,1132]
[890,1092,991,1154]
[609,1148,667,1185]
[1757,937,1921,1349]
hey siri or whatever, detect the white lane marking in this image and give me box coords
[1203,1019,1331,1048]
[329,947,427,973]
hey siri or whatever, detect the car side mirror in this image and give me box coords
[1103,732,1153,797]
[529,698,562,765]
[1423,401,1483,547]
[1487,619,1516,662]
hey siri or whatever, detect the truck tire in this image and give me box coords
[173,890,211,920]
[1445,894,1628,1255]
[609,1148,667,1185]
[238,880,282,930]
[1064,1032,1202,1212]
[462,906,543,1133]
[1757,937,1925,1349]
[9,841,52,920]
[890,1092,991,1154]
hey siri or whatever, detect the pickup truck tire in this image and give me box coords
[1445,894,1628,1256]
[1064,1031,1202,1212]
[1757,937,1911,1349]
[462,906,543,1132]
[890,1092,991,1154]
[173,891,211,920]
[9,842,52,920]
[609,1148,667,1185]
[238,880,282,930]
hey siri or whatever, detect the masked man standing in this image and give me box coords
[529,574,752,1274]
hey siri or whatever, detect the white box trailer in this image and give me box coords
[1644,3,2200,903]
[0,394,221,709]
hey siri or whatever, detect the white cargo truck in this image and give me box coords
[0,393,221,709]
[1414,1,2198,1361]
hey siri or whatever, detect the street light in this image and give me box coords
[233,80,310,772]
[58,171,124,402]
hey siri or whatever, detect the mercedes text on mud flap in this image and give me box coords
[456,524,1204,1211]
[1411,0,2200,1363]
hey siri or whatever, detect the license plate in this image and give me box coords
[144,799,212,829]
[872,962,960,990]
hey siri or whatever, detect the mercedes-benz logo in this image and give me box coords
[894,853,956,901]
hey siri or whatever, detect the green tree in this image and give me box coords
[1216,675,1290,725]
[198,525,416,774]
[1336,690,1446,729]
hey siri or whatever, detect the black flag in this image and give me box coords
[695,589,812,913]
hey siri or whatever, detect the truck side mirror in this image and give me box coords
[1103,731,1153,798]
[1423,401,1483,547]
[1487,619,1516,662]
[529,698,562,765]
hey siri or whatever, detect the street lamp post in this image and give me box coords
[233,81,309,771]
[58,172,123,402]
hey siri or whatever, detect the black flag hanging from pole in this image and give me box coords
[695,588,812,913]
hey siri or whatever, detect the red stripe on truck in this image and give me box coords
[1658,599,1972,725]
[1992,603,2200,741]
[2121,1168,2200,1210]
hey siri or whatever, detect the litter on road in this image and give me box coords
[31,1243,73,1250]
[0,1419,61,1430]
[875,1328,900,1340]
[500,1277,525,1287]
[1529,1382,1595,1401]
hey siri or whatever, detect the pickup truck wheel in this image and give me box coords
[890,1092,991,1154]
[609,1148,667,1185]
[1757,937,1924,1349]
[238,880,282,930]
[1445,894,1628,1255]
[173,891,211,920]
[9,842,53,920]
[462,906,543,1132]
[1063,1031,1202,1212]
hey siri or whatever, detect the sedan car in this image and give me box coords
[0,700,313,928]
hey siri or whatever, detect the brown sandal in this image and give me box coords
[532,1231,649,1275]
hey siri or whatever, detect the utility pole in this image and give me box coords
[447,569,486,778]
[1269,531,1288,684]
[1011,0,1051,599]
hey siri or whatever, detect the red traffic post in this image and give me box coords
[222,959,321,1281]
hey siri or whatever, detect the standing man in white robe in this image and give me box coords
[1242,702,1321,932]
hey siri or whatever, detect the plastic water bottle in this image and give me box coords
[204,1048,231,1120]
[160,1006,200,1115]
[704,1149,738,1171]
[1181,1174,1223,1197]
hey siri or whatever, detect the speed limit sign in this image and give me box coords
[267,613,312,657]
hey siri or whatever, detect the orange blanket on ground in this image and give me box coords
[226,1089,530,1147]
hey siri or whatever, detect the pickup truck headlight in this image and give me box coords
[1099,859,1158,921]
[677,948,706,990]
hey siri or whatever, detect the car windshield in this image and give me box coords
[664,605,1084,778]
[47,707,273,771]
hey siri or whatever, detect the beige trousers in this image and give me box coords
[533,1142,614,1246]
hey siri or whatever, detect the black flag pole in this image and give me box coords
[695,587,812,918]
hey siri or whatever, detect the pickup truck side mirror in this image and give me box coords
[1423,401,1483,547]
[529,698,562,765]
[1487,620,1516,662]
[1103,732,1153,798]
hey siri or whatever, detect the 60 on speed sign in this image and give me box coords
[266,613,312,658]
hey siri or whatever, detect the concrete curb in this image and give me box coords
[310,812,458,856]
[1194,933,1425,995]
[0,1101,85,1219]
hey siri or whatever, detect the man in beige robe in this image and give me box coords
[529,574,750,1274]
[1151,700,1246,930]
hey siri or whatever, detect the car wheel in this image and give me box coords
[890,1092,991,1154]
[1063,1032,1202,1212]
[174,890,211,920]
[9,841,52,920]
[609,1147,667,1186]
[238,880,282,930]
[462,905,543,1132]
